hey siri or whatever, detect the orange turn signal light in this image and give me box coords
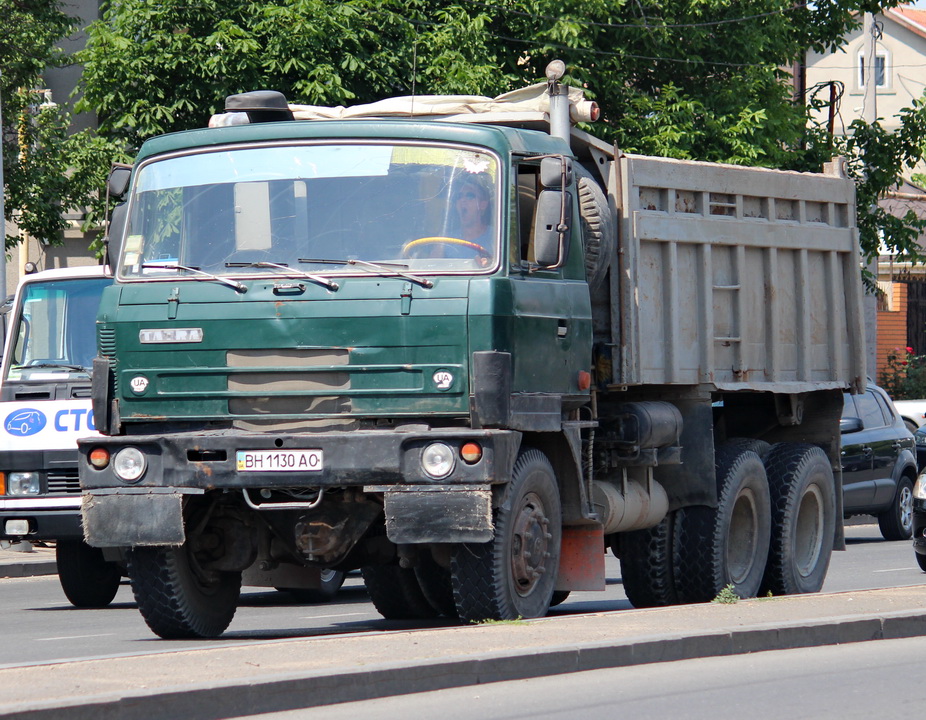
[460,442,483,464]
[89,447,111,469]
[577,370,591,391]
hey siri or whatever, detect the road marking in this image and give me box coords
[872,568,915,573]
[36,634,116,641]
[301,612,369,620]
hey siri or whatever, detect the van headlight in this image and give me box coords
[8,473,39,495]
[914,473,926,501]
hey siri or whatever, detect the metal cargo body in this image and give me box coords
[604,154,865,393]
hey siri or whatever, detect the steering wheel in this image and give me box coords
[402,236,488,259]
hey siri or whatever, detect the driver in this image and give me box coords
[454,174,493,250]
[401,171,495,263]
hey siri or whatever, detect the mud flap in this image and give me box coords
[82,493,185,547]
[556,525,606,591]
[384,488,493,543]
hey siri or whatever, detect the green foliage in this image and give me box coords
[6,0,926,263]
[880,346,926,400]
[712,584,740,604]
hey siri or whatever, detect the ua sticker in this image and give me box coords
[433,370,454,391]
[130,375,149,394]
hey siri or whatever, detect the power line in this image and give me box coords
[457,0,796,30]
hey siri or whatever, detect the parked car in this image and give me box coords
[913,473,926,570]
[914,426,926,470]
[841,383,917,540]
[890,398,926,433]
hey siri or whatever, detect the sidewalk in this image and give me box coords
[0,542,56,579]
[0,583,924,720]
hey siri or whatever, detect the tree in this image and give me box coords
[0,1,120,250]
[72,0,926,261]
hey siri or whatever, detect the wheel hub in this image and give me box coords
[510,492,551,596]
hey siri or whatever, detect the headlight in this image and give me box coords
[8,472,40,496]
[915,473,926,501]
[421,443,455,479]
[113,447,147,483]
[916,428,926,447]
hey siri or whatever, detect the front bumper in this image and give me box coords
[78,427,520,492]
[912,499,926,556]
[78,427,520,548]
[0,498,82,540]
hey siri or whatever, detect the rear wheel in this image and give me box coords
[361,564,439,620]
[451,449,562,621]
[761,444,835,595]
[56,540,121,609]
[878,476,914,541]
[279,568,346,603]
[675,447,771,602]
[127,544,241,638]
[916,552,926,572]
[619,512,680,608]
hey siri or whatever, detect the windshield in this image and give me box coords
[6,276,111,380]
[120,142,500,279]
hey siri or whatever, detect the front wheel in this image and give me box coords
[451,448,562,622]
[361,564,439,620]
[916,551,926,572]
[127,545,241,638]
[56,540,122,608]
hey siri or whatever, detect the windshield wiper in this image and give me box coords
[141,263,247,293]
[17,362,88,372]
[225,261,339,291]
[299,258,433,289]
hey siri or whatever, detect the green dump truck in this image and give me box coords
[78,63,866,638]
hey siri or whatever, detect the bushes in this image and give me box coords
[881,347,926,400]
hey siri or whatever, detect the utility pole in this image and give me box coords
[0,73,7,302]
[863,13,879,125]
[862,13,880,380]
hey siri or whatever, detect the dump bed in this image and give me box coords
[598,153,866,394]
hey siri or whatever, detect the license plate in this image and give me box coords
[236,449,323,472]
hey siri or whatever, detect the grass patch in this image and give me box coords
[711,584,740,604]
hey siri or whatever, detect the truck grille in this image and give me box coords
[226,348,352,416]
[98,327,116,357]
[47,469,80,496]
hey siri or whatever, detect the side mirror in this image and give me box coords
[106,202,127,267]
[533,189,572,267]
[107,165,132,199]
[840,416,863,434]
[540,156,572,188]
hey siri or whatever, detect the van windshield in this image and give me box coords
[120,142,500,280]
[6,276,112,381]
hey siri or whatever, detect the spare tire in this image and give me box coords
[576,164,615,291]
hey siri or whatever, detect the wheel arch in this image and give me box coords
[516,430,586,524]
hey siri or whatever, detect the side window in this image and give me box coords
[841,394,857,420]
[855,391,889,430]
[873,392,896,426]
[514,163,541,267]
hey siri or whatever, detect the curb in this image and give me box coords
[5,608,926,720]
[0,561,56,579]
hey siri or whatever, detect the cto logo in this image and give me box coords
[5,409,47,437]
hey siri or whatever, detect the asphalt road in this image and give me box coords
[251,633,926,720]
[0,522,920,668]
